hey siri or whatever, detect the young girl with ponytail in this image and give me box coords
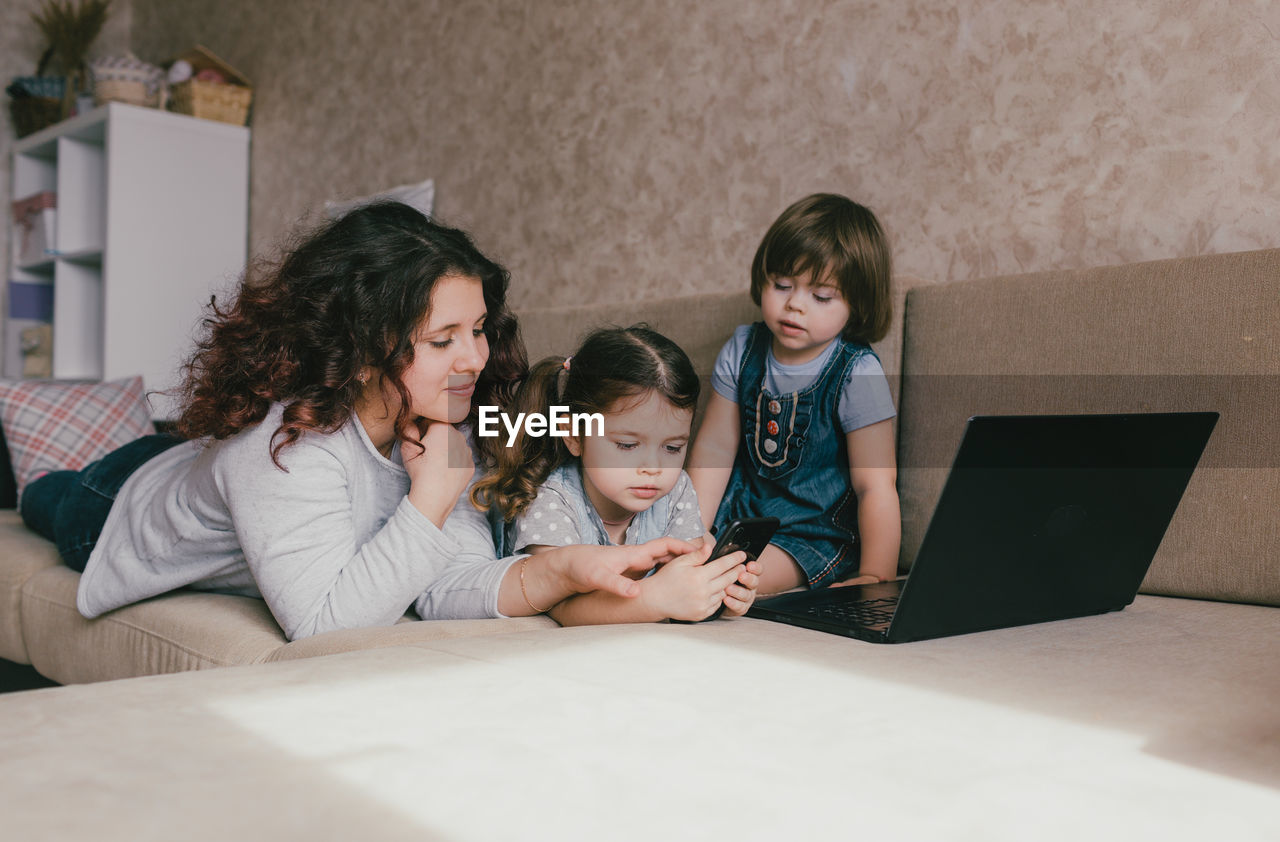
[471,325,760,625]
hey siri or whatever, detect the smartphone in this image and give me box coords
[691,516,780,622]
[707,516,779,565]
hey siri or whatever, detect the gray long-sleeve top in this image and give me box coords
[77,404,514,640]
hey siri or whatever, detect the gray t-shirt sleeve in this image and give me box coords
[838,353,897,433]
[419,480,582,621]
[664,472,707,541]
[414,478,518,621]
[219,438,461,640]
[509,483,583,551]
[710,325,752,403]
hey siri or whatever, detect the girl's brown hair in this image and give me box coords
[750,193,893,344]
[471,325,699,519]
[176,201,526,467]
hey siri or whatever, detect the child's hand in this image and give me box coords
[643,543,747,622]
[720,559,762,617]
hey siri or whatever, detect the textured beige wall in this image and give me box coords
[2,0,132,281]
[114,0,1280,310]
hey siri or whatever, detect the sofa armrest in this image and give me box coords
[20,565,289,684]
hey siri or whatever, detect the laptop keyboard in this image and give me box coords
[802,596,899,627]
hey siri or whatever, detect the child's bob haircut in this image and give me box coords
[749,193,893,344]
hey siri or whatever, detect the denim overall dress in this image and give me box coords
[712,322,878,588]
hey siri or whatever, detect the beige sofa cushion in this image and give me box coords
[269,613,557,663]
[0,510,61,663]
[20,564,288,684]
[18,559,560,684]
[1,596,1276,840]
[896,248,1280,605]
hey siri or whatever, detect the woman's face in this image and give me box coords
[404,273,490,424]
[360,273,490,430]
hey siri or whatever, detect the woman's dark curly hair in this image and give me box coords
[471,324,699,519]
[176,201,527,466]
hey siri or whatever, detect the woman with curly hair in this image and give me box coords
[20,202,691,640]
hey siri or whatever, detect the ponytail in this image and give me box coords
[470,355,568,517]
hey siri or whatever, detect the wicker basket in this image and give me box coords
[91,54,164,108]
[93,78,153,107]
[168,78,251,126]
[163,46,252,127]
[6,75,66,137]
[9,96,64,137]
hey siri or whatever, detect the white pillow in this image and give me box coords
[323,178,435,220]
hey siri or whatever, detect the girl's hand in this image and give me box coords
[720,558,762,617]
[405,420,474,527]
[643,543,748,622]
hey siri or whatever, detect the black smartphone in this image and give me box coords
[707,516,779,565]
[690,516,780,622]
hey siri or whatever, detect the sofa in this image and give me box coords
[1,248,1276,839]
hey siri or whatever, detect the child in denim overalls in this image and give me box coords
[689,194,901,594]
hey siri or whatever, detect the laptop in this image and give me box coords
[746,412,1219,643]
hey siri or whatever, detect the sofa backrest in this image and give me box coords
[516,275,935,426]
[518,293,757,402]
[896,248,1279,606]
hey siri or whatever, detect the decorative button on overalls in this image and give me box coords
[712,322,879,587]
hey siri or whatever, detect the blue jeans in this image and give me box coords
[20,434,184,572]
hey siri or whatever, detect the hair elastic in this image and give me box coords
[556,356,571,401]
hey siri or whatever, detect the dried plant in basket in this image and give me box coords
[30,0,112,118]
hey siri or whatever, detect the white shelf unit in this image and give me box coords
[7,102,249,418]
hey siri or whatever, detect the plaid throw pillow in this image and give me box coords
[0,376,154,501]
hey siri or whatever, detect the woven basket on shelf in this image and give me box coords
[6,74,66,137]
[169,78,251,126]
[93,78,153,107]
[163,46,253,127]
[9,96,63,137]
[91,54,164,108]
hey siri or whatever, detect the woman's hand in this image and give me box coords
[501,537,702,617]
[720,558,762,617]
[641,543,749,622]
[557,536,700,598]
[404,420,474,527]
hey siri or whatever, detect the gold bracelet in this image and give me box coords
[519,557,552,614]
